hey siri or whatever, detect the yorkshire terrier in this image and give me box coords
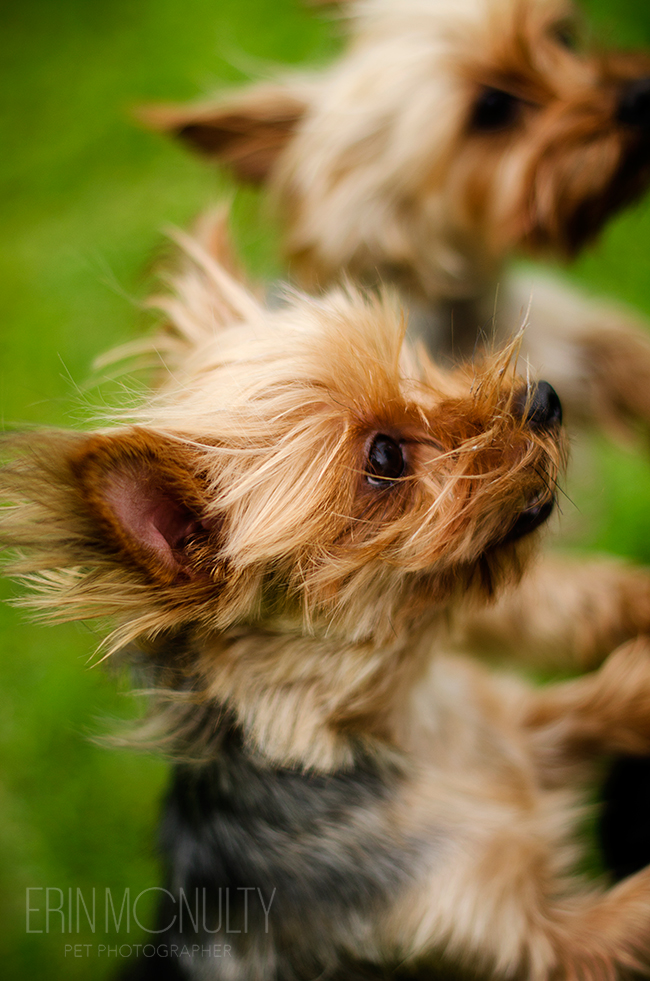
[143,0,650,436]
[6,220,650,980]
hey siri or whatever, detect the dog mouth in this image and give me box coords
[499,493,555,545]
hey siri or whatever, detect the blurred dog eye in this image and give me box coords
[366,435,405,486]
[552,20,579,51]
[471,88,520,132]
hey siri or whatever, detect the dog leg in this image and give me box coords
[503,270,650,439]
[387,810,650,981]
[454,555,650,670]
[521,637,650,786]
[580,324,650,440]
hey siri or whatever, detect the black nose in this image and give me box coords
[617,78,650,128]
[517,381,562,430]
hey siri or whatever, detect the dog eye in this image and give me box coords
[366,435,405,486]
[552,20,578,51]
[471,88,520,132]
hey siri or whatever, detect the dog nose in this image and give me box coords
[617,78,650,128]
[516,381,563,430]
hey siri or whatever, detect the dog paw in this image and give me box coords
[595,637,650,753]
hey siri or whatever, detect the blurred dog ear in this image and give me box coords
[70,429,215,585]
[139,83,310,183]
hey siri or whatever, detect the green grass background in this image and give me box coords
[2,0,650,977]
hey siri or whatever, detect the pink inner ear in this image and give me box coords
[102,467,200,569]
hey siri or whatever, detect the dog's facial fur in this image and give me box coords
[146,0,650,301]
[0,225,563,770]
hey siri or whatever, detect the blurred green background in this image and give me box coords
[3,0,650,977]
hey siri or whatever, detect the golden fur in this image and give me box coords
[1,223,565,759]
[145,0,650,433]
[4,223,650,979]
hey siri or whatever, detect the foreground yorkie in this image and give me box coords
[6,222,650,979]
[146,0,650,434]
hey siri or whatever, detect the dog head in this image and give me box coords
[145,0,650,299]
[0,220,565,656]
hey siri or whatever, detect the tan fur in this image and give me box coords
[139,82,314,185]
[6,225,650,979]
[380,642,650,980]
[147,0,650,438]
[453,553,650,670]
[1,228,563,750]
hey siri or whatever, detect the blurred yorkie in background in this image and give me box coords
[6,216,650,980]
[145,0,650,437]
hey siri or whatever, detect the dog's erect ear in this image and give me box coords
[71,429,212,585]
[139,83,310,184]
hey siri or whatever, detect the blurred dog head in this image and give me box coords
[145,0,650,300]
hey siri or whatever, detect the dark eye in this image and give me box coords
[553,20,578,51]
[366,435,405,486]
[470,88,520,132]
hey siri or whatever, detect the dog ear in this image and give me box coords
[139,83,310,183]
[70,429,213,585]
